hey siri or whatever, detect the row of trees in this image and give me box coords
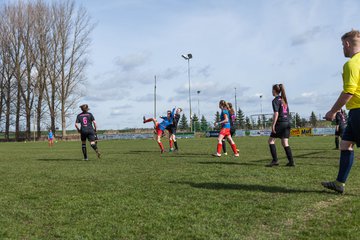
[0,0,93,140]
[176,110,333,132]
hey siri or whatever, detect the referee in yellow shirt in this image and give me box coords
[323,29,360,194]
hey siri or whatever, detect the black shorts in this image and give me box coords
[270,121,290,139]
[335,126,345,137]
[342,108,360,147]
[166,125,177,135]
[81,131,96,142]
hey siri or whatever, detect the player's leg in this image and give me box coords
[81,134,88,160]
[281,138,294,166]
[335,135,340,149]
[168,130,174,152]
[156,128,165,153]
[226,135,239,157]
[267,137,279,166]
[143,116,157,125]
[213,134,225,157]
[222,138,227,155]
[89,132,101,159]
[172,134,179,151]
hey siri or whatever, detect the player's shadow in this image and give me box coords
[37,158,82,162]
[171,181,336,195]
[124,150,161,154]
[196,161,259,166]
[253,150,331,162]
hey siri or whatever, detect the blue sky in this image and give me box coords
[72,0,360,129]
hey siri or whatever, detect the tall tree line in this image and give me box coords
[0,0,94,141]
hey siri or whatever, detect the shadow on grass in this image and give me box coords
[253,150,332,163]
[196,161,259,166]
[171,181,339,194]
[124,150,161,155]
[37,158,83,162]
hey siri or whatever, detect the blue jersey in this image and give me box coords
[221,109,231,129]
[158,108,175,130]
[48,132,53,139]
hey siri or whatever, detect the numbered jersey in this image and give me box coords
[272,96,289,122]
[76,112,95,133]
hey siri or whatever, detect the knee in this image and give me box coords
[340,140,353,151]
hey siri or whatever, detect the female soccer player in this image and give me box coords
[213,100,239,157]
[334,109,346,149]
[143,108,175,153]
[48,130,54,147]
[75,104,101,160]
[222,102,237,155]
[267,84,294,167]
[166,108,182,152]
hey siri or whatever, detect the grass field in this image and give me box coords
[0,136,359,239]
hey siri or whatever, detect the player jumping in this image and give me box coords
[143,108,175,153]
[166,108,182,152]
[213,100,239,157]
[75,104,101,160]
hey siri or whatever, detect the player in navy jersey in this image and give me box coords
[334,109,347,149]
[222,103,237,155]
[75,104,101,160]
[166,108,182,152]
[213,100,239,157]
[143,108,175,153]
[267,84,295,167]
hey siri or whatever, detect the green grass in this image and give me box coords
[0,137,359,239]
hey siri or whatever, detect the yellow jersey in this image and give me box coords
[343,52,360,109]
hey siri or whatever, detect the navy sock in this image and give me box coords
[222,139,227,153]
[174,141,178,150]
[336,150,354,183]
[335,137,339,149]
[269,144,278,162]
[82,144,87,159]
[91,143,98,151]
[284,146,294,164]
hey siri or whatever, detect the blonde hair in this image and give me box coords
[341,29,360,45]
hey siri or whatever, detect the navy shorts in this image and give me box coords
[342,108,360,147]
[270,121,291,139]
[81,131,96,142]
[230,127,236,137]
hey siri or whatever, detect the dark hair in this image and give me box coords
[228,102,235,115]
[272,84,288,106]
[219,100,230,110]
[80,104,89,112]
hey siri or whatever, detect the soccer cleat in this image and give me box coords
[237,149,240,153]
[234,153,239,157]
[161,149,165,154]
[321,181,345,194]
[224,152,228,156]
[143,116,146,123]
[96,151,101,159]
[212,153,221,157]
[83,158,88,161]
[266,161,279,167]
[285,162,295,167]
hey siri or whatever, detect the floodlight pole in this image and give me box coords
[182,53,193,132]
[154,75,157,118]
[234,87,238,113]
[197,90,200,118]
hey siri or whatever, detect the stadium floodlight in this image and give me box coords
[182,53,193,132]
[182,53,192,60]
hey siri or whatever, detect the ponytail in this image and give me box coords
[279,84,288,106]
[228,102,235,115]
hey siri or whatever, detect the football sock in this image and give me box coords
[169,140,174,149]
[222,139,227,153]
[158,142,164,151]
[91,143,98,152]
[336,150,354,183]
[144,118,154,123]
[174,141,178,150]
[269,144,278,162]
[335,137,339,149]
[217,143,222,154]
[284,146,294,164]
[82,144,87,159]
[231,143,237,154]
